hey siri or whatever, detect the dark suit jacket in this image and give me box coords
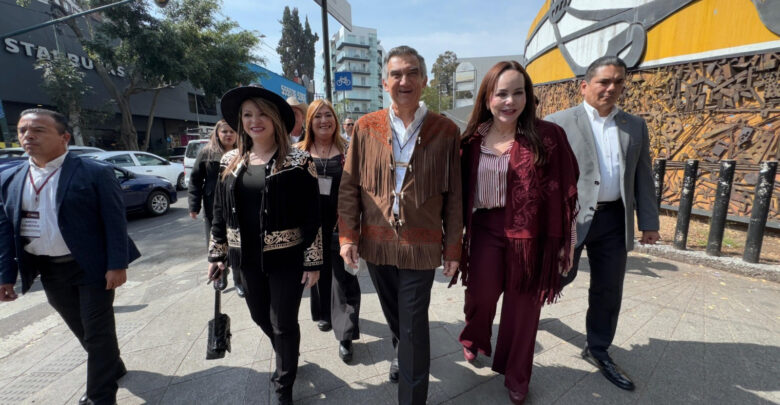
[0,153,141,293]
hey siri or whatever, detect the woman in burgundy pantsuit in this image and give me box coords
[452,61,579,404]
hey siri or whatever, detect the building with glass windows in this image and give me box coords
[328,26,384,120]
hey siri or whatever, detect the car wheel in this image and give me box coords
[146,190,170,216]
[176,173,185,190]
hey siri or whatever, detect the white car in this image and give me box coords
[81,151,186,190]
[1,145,104,158]
[183,139,209,187]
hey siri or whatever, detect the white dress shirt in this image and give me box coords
[21,151,72,256]
[583,101,622,202]
[389,102,427,216]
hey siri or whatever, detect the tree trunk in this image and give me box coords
[64,18,139,150]
[68,102,84,146]
[141,88,161,151]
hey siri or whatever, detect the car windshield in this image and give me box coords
[185,142,206,158]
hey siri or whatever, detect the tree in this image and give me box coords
[431,51,458,95]
[277,7,319,80]
[421,86,452,114]
[27,0,259,150]
[35,55,91,145]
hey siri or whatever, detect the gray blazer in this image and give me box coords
[545,104,659,251]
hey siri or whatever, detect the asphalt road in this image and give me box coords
[0,191,202,340]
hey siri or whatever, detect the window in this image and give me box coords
[105,154,134,167]
[135,153,166,166]
[114,169,127,179]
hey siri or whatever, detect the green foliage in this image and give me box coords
[431,51,458,95]
[277,6,318,80]
[421,86,452,113]
[35,54,91,110]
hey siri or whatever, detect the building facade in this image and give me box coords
[329,26,384,120]
[0,0,220,154]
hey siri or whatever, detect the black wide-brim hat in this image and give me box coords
[220,85,296,133]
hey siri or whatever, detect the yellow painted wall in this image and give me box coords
[526,0,780,84]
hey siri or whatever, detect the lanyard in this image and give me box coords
[391,117,425,153]
[28,167,60,205]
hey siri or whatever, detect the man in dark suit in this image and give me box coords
[545,56,660,391]
[0,109,140,405]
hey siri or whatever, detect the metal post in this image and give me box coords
[706,159,736,256]
[673,159,698,250]
[743,161,778,263]
[321,0,332,103]
[653,158,666,209]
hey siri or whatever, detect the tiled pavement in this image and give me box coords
[0,253,778,404]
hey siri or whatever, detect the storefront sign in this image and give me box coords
[3,38,126,77]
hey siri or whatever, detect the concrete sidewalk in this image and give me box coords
[0,252,777,404]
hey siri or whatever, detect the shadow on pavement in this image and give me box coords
[538,318,780,404]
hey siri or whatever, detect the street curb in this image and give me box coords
[633,243,780,282]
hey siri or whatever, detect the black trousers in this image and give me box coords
[330,250,361,341]
[241,265,305,400]
[204,216,241,287]
[311,242,361,341]
[38,259,123,405]
[563,201,628,361]
[367,263,435,405]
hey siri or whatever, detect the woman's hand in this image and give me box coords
[189,212,198,219]
[301,271,320,288]
[208,261,225,283]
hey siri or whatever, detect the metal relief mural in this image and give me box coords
[535,52,780,221]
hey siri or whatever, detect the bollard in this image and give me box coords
[743,161,778,263]
[706,160,736,256]
[653,158,666,209]
[674,159,698,250]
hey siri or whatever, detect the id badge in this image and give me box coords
[318,175,333,195]
[20,211,41,238]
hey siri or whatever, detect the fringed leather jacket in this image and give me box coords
[337,109,462,270]
[208,148,324,273]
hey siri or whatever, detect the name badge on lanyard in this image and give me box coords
[318,175,332,195]
[20,211,41,238]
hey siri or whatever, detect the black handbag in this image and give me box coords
[206,286,231,359]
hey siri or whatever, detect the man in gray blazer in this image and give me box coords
[546,56,660,392]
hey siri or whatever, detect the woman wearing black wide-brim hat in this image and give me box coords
[207,85,323,405]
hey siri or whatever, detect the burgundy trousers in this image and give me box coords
[459,208,543,395]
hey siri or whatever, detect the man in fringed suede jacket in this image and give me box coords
[338,45,462,405]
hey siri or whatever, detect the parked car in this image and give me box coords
[0,159,177,216]
[168,146,187,164]
[1,146,105,158]
[81,151,186,190]
[113,165,178,216]
[183,139,209,187]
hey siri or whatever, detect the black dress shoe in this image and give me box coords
[235,284,246,298]
[79,393,88,405]
[581,347,635,391]
[339,340,353,363]
[317,320,332,332]
[388,357,399,383]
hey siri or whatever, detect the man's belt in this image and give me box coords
[596,199,622,210]
[30,254,75,264]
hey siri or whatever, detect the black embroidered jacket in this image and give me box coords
[208,148,323,273]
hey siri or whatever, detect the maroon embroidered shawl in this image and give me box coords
[453,119,579,304]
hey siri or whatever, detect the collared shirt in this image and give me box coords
[583,101,621,202]
[389,101,427,215]
[21,151,71,256]
[474,122,513,209]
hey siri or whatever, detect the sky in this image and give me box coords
[220,0,547,96]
